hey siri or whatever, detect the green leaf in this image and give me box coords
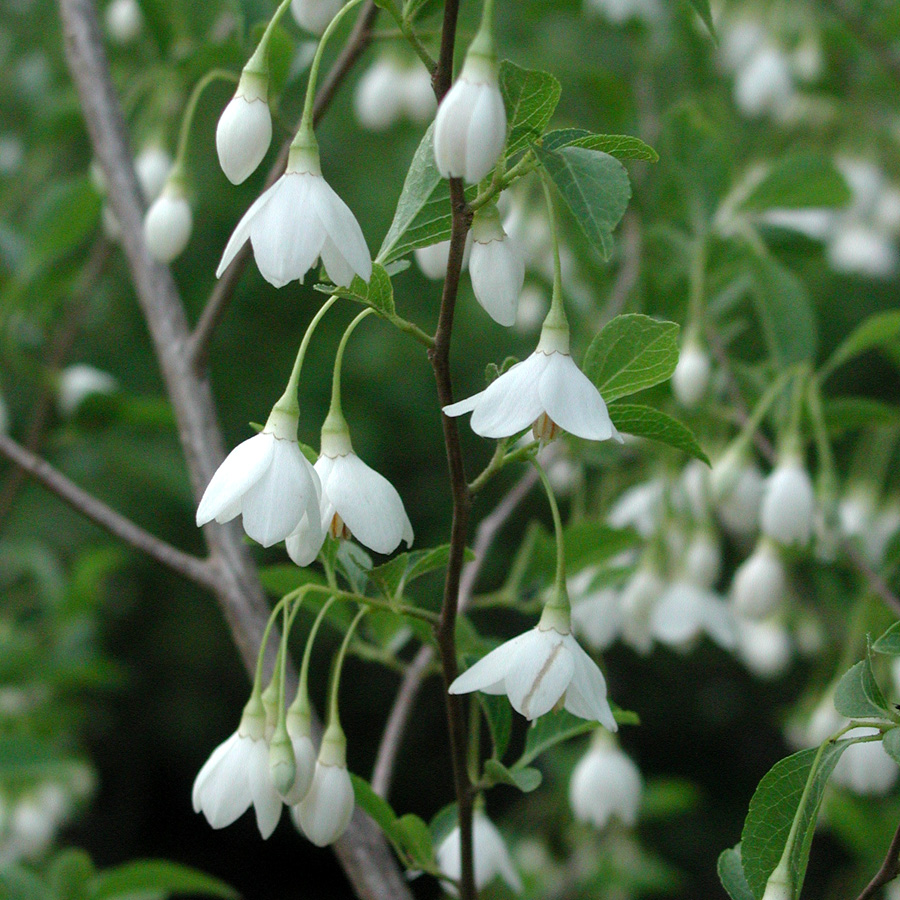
[0,866,53,900]
[739,154,850,213]
[318,263,396,317]
[369,545,472,598]
[740,743,851,900]
[429,803,459,847]
[683,0,716,38]
[516,710,597,768]
[873,621,900,656]
[583,314,680,402]
[499,61,561,159]
[483,758,543,792]
[258,565,325,597]
[479,693,513,761]
[883,729,900,767]
[89,861,238,900]
[750,253,817,367]
[822,397,900,436]
[335,541,373,594]
[562,521,642,572]
[821,310,900,379]
[609,403,709,463]
[50,849,95,900]
[535,145,631,259]
[833,658,889,719]
[541,129,658,161]
[718,846,755,900]
[397,814,435,868]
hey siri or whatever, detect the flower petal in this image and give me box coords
[464,82,507,184]
[448,631,531,695]
[192,731,239,813]
[323,453,412,555]
[197,733,254,829]
[469,237,524,327]
[241,440,312,547]
[312,178,372,284]
[539,353,615,441]
[248,739,283,839]
[505,629,574,720]
[196,434,275,527]
[469,353,547,438]
[563,635,618,730]
[216,183,278,277]
[443,390,485,419]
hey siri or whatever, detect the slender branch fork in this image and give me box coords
[55,1,411,898]
[855,815,900,900]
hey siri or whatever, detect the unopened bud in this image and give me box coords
[143,180,193,263]
[268,728,296,798]
[105,0,143,44]
[216,71,272,185]
[672,341,711,408]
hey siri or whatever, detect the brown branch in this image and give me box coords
[0,432,216,589]
[188,0,380,374]
[57,3,412,897]
[0,237,110,532]
[371,466,540,799]
[845,542,900,619]
[855,815,900,900]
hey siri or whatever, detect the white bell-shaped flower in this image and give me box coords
[437,810,522,893]
[444,316,620,443]
[619,567,664,654]
[735,615,792,679]
[650,581,736,652]
[135,146,172,202]
[672,339,711,408]
[217,135,371,288]
[105,0,142,44]
[143,179,193,263]
[468,203,524,326]
[449,604,617,728]
[683,531,721,590]
[311,418,414,556]
[832,729,899,796]
[760,459,815,546]
[283,707,316,805]
[196,406,324,550]
[414,234,472,279]
[607,478,665,538]
[838,488,876,540]
[570,570,621,651]
[353,56,406,131]
[217,71,272,185]
[711,450,765,535]
[827,224,898,278]
[57,364,117,418]
[291,0,344,34]
[192,698,283,838]
[731,539,786,619]
[733,46,795,118]
[293,725,355,846]
[401,65,436,123]
[569,732,642,829]
[433,36,506,184]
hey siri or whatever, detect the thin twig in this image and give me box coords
[845,542,900,620]
[824,0,900,83]
[0,432,216,588]
[371,465,541,799]
[0,238,110,533]
[188,0,380,374]
[855,814,900,900]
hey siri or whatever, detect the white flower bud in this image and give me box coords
[620,568,664,654]
[736,616,792,679]
[414,234,471,280]
[469,205,524,326]
[832,728,898,795]
[684,531,721,589]
[135,146,172,202]
[57,364,117,418]
[712,453,765,536]
[672,341,711,407]
[868,503,900,566]
[284,713,316,805]
[353,57,405,131]
[0,135,24,177]
[437,810,522,892]
[143,181,193,263]
[719,20,767,73]
[290,0,343,35]
[569,734,642,829]
[734,46,794,118]
[216,72,272,185]
[401,65,436,123]
[293,730,354,846]
[433,48,506,183]
[827,224,898,278]
[875,188,900,236]
[105,0,143,44]
[731,539,785,619]
[268,729,296,798]
[761,460,815,546]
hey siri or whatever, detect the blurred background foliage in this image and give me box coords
[2,0,900,897]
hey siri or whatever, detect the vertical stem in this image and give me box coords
[328,308,375,420]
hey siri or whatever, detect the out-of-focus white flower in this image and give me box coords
[433,42,506,183]
[414,235,472,280]
[838,488,876,540]
[608,478,665,539]
[143,180,193,263]
[444,318,620,444]
[105,0,143,44]
[731,538,786,619]
[719,19,767,73]
[469,204,524,326]
[584,0,661,24]
[437,810,522,893]
[449,605,618,727]
[217,139,371,288]
[514,284,548,335]
[711,451,765,536]
[868,502,900,565]
[760,460,815,546]
[672,340,711,408]
[757,208,834,240]
[619,567,664,654]
[875,188,900,236]
[354,56,406,131]
[677,459,710,521]
[650,581,736,651]
[216,72,272,185]
[290,0,344,35]
[196,407,323,550]
[135,146,172,203]
[569,733,642,829]
[57,364,117,418]
[570,569,621,651]
[401,65,436,123]
[293,726,355,846]
[0,135,24,177]
[192,702,282,838]
[735,615,792,679]
[827,224,898,278]
[833,729,898,795]
[733,46,795,118]
[683,531,721,590]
